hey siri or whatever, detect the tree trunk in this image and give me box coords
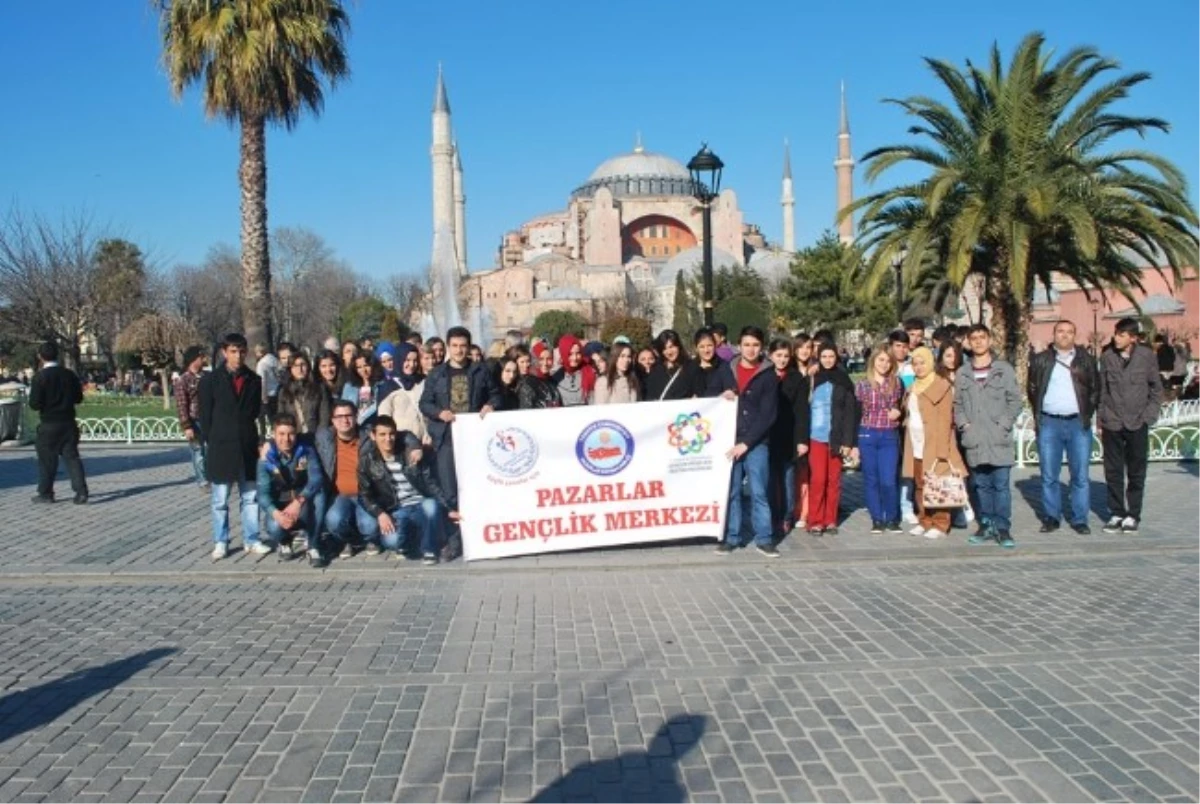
[239,116,274,351]
[161,368,171,410]
[987,265,1032,387]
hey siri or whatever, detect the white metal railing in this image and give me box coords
[1013,399,1199,467]
[77,416,184,443]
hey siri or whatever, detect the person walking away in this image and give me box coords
[806,342,858,536]
[1099,318,1162,534]
[709,326,780,556]
[200,333,267,560]
[316,401,382,560]
[359,415,460,564]
[767,338,810,537]
[257,413,325,565]
[1027,320,1099,535]
[592,343,641,404]
[902,347,966,539]
[855,345,903,533]
[954,326,1023,548]
[175,345,209,490]
[29,341,88,504]
[419,326,501,560]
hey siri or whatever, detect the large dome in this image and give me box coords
[587,149,691,183]
[573,143,696,200]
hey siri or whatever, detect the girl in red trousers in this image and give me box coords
[806,342,859,535]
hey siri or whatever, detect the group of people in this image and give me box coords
[29,310,1164,564]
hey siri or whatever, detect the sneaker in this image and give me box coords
[755,544,781,558]
[998,532,1016,549]
[422,552,438,566]
[1102,516,1123,533]
[714,542,734,555]
[902,513,919,525]
[292,531,309,554]
[1038,519,1060,533]
[308,548,326,568]
[909,524,926,537]
[247,542,273,555]
[1071,522,1092,535]
[807,527,824,537]
[824,526,839,536]
[1121,517,1139,534]
[30,494,54,504]
[364,542,382,556]
[885,521,905,533]
[924,528,946,540]
[211,542,228,560]
[73,494,88,505]
[968,527,993,545]
[869,521,884,534]
[278,540,294,558]
[796,520,807,531]
[339,542,355,559]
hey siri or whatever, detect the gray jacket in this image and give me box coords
[954,356,1023,467]
[1098,344,1161,431]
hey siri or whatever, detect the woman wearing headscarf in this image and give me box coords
[518,343,562,409]
[552,334,596,406]
[806,342,859,535]
[902,346,966,540]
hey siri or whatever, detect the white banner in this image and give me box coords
[451,397,738,561]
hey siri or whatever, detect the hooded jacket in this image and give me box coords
[707,357,779,449]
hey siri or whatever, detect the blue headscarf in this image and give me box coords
[375,341,397,379]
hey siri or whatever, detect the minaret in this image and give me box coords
[431,66,458,265]
[835,82,856,245]
[452,142,467,276]
[781,138,796,252]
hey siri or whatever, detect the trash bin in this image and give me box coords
[0,397,20,443]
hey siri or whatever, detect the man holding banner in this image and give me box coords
[708,326,781,557]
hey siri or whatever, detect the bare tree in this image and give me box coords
[169,245,244,348]
[271,227,365,350]
[0,208,105,369]
[116,313,200,409]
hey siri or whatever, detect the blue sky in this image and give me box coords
[3,0,1197,281]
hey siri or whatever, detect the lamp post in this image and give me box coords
[891,245,908,325]
[687,144,724,328]
[1090,296,1102,352]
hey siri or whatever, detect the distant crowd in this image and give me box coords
[25,314,1178,565]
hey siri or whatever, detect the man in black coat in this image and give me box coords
[199,333,266,560]
[29,341,88,504]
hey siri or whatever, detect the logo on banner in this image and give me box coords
[575,420,635,476]
[486,427,539,482]
[666,411,713,455]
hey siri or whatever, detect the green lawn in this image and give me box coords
[78,395,178,420]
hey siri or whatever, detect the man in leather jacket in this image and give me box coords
[358,415,460,564]
[1026,320,1100,534]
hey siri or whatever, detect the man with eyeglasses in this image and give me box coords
[316,400,422,561]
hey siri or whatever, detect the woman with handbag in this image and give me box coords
[902,346,967,539]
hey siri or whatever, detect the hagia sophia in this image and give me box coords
[429,69,857,337]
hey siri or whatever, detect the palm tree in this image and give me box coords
[846,32,1197,376]
[156,0,350,350]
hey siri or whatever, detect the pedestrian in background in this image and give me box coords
[29,341,88,505]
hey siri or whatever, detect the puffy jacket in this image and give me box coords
[357,442,455,517]
[954,357,1023,467]
[707,358,779,449]
[1027,348,1100,427]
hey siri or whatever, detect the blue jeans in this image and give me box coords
[769,461,796,533]
[724,442,772,547]
[971,464,1012,532]
[188,442,207,487]
[211,480,259,546]
[1037,414,1092,525]
[264,493,321,544]
[380,498,441,555]
[859,427,900,523]
[324,494,381,545]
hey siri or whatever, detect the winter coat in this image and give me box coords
[953,356,1023,467]
[901,375,966,478]
[378,386,428,442]
[256,441,324,516]
[278,380,330,437]
[810,368,859,452]
[1099,344,1162,431]
[198,364,263,483]
[643,359,707,401]
[1027,348,1100,427]
[517,374,562,409]
[358,441,455,517]
[769,368,812,467]
[419,360,502,448]
[707,358,779,449]
[592,374,640,405]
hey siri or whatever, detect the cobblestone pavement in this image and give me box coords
[0,446,1196,802]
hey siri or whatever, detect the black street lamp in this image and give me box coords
[891,245,908,325]
[1090,296,1102,352]
[688,144,724,328]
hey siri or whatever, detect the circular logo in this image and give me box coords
[486,427,539,478]
[575,420,635,476]
[667,412,713,455]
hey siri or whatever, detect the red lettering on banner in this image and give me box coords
[534,480,669,509]
[483,525,502,543]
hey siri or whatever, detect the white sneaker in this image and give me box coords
[1121,517,1139,534]
[248,542,273,555]
[964,505,976,523]
[909,525,926,537]
[211,542,228,560]
[924,528,946,540]
[903,513,919,525]
[278,541,293,558]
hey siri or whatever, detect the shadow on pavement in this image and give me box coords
[1014,475,1110,521]
[0,648,176,745]
[530,714,706,803]
[89,477,196,504]
[0,447,189,492]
